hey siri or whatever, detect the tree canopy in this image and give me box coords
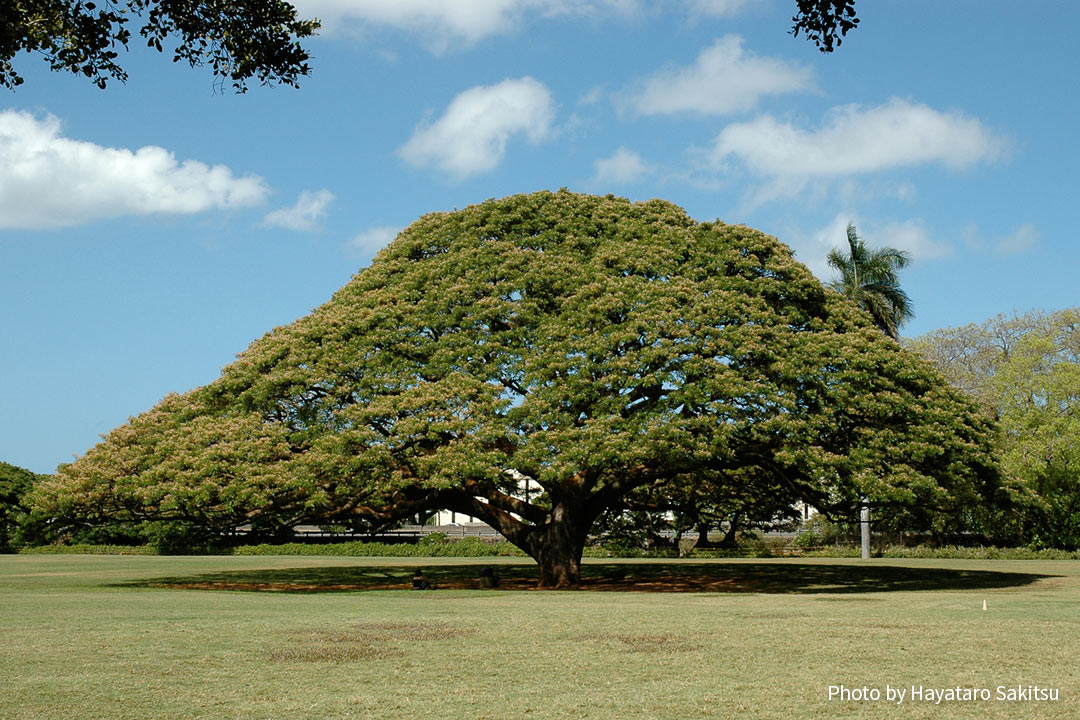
[1,0,319,91]
[37,191,999,586]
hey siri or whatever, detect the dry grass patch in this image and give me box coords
[267,643,399,663]
[268,621,472,663]
[586,632,699,654]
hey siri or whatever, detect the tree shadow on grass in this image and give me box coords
[124,561,1055,594]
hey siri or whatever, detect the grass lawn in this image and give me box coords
[1,554,1077,719]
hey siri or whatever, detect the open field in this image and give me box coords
[1,555,1077,720]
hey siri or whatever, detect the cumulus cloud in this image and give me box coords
[294,0,639,50]
[873,219,953,260]
[623,35,814,117]
[592,147,650,184]
[262,189,335,231]
[711,98,1004,179]
[399,77,555,179]
[0,110,267,230]
[349,226,402,253]
[706,99,1005,210]
[963,222,1039,255]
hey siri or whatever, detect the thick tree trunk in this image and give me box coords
[536,541,583,589]
[442,478,607,590]
[718,515,741,549]
[694,522,717,549]
[528,499,589,589]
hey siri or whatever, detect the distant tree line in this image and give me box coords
[907,308,1080,549]
[0,461,49,551]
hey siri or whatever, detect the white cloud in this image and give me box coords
[592,147,650,184]
[262,189,335,231]
[399,77,555,179]
[873,219,952,260]
[807,214,856,277]
[292,1,761,49]
[0,110,267,230]
[623,35,814,117]
[995,223,1039,255]
[788,213,951,279]
[963,222,1039,256]
[294,0,639,50]
[578,84,606,106]
[687,0,757,16]
[711,98,1004,179]
[349,226,402,253]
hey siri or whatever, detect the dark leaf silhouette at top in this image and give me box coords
[791,0,860,53]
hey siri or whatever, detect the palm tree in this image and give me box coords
[826,223,914,339]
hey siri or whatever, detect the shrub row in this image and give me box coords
[18,540,1080,560]
[879,545,1080,560]
[588,544,1080,560]
[20,543,157,555]
[747,545,1080,560]
[233,535,527,558]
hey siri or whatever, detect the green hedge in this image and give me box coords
[18,534,526,557]
[771,545,1080,560]
[18,539,1080,560]
[879,545,1080,560]
[233,535,526,557]
[20,544,157,555]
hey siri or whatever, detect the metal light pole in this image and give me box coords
[860,498,871,559]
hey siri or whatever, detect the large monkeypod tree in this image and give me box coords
[37,191,1000,587]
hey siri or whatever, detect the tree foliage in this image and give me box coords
[906,310,1065,412]
[1,0,319,91]
[37,191,999,586]
[1,460,44,550]
[618,458,805,549]
[1,1,863,91]
[791,0,859,53]
[909,309,1080,548]
[826,222,913,339]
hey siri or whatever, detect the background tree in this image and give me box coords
[909,309,1080,548]
[1,0,318,91]
[35,191,999,587]
[826,222,913,339]
[905,311,1061,412]
[1,461,44,551]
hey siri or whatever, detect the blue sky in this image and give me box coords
[3,1,1078,475]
